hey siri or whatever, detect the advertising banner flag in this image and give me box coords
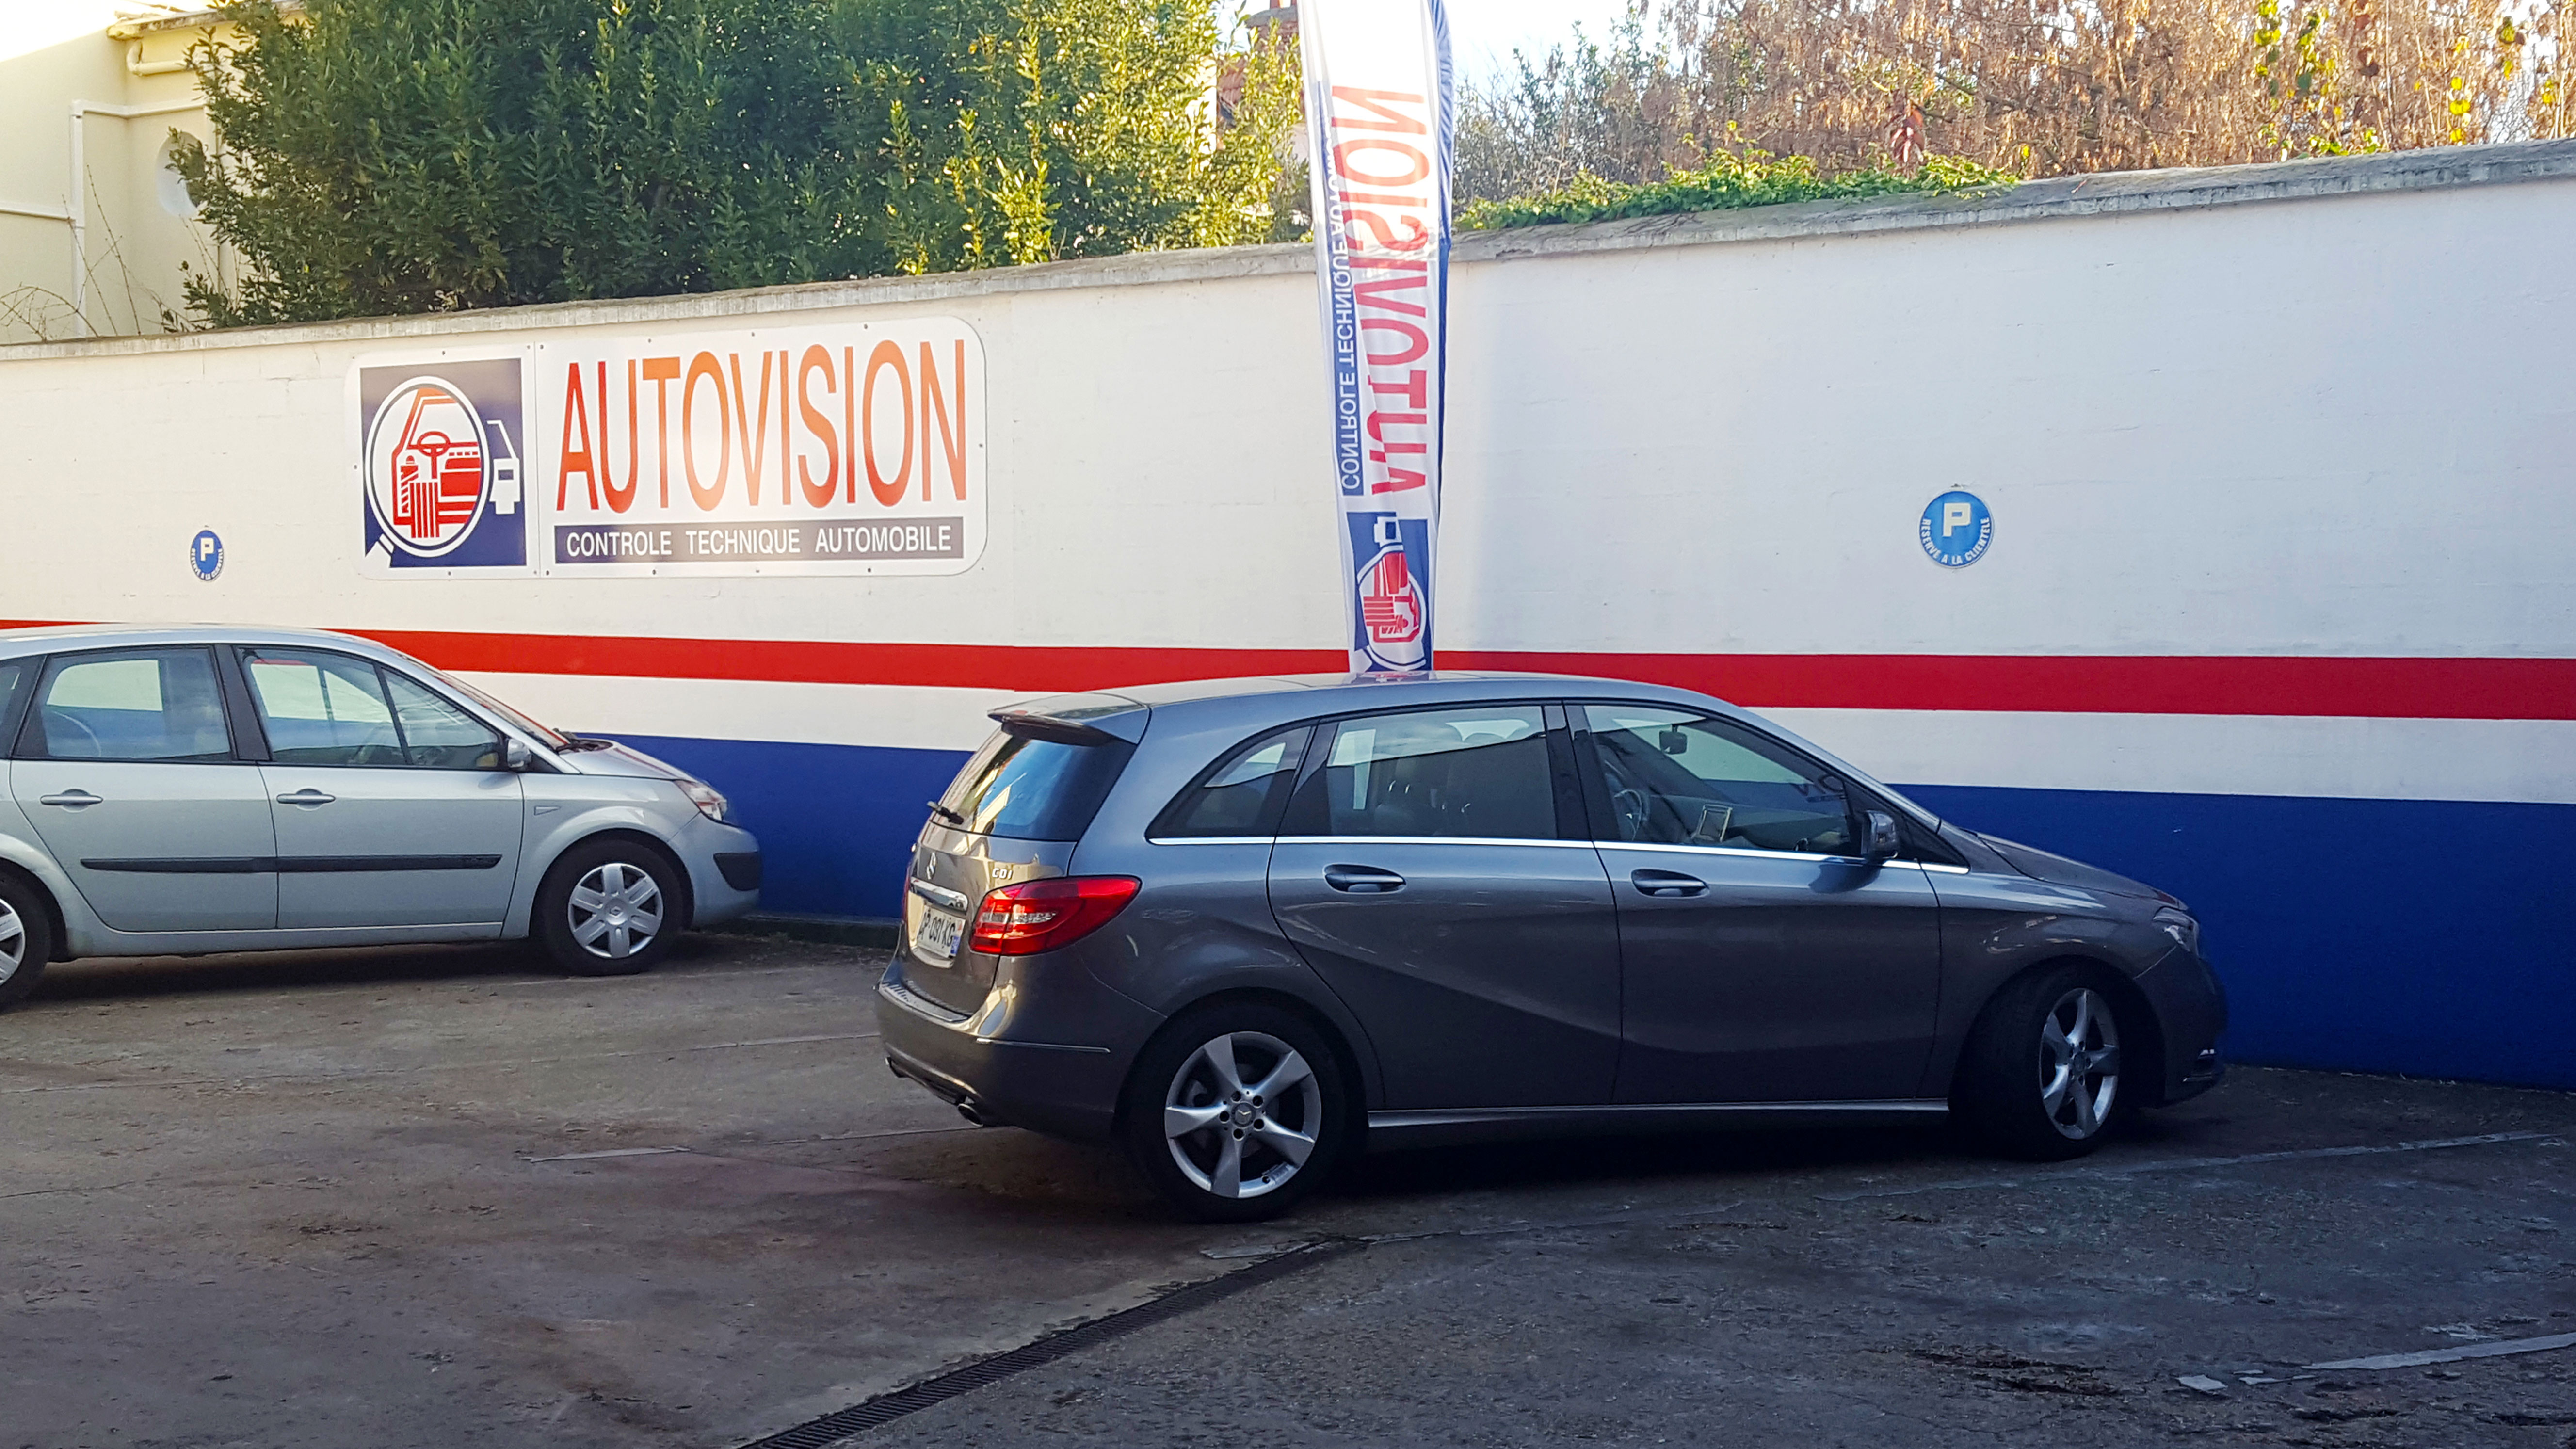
[1297,0,1453,674]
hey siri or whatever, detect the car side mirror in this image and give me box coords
[1863,810,1900,863]
[503,738,531,772]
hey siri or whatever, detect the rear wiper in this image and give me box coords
[556,735,617,752]
[927,800,968,826]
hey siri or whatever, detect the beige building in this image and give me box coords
[0,4,272,343]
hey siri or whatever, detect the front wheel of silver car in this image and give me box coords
[0,872,57,1011]
[1954,964,2136,1161]
[1122,1003,1352,1223]
[535,838,683,977]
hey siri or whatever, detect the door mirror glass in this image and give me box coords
[504,738,532,772]
[1863,810,1901,862]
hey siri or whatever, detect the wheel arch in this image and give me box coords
[1111,985,1370,1144]
[0,858,69,962]
[1950,953,2169,1110]
[532,826,697,931]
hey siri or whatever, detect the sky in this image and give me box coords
[1441,0,1642,80]
[8,0,1646,69]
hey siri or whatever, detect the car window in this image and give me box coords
[1582,705,1854,856]
[1309,704,1556,840]
[30,649,232,762]
[244,650,405,766]
[938,727,1136,842]
[383,673,504,770]
[0,661,26,738]
[1153,725,1311,839]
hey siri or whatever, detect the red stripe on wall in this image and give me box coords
[7,622,2573,720]
[351,632,2576,721]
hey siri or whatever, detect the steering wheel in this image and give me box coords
[1599,761,1651,841]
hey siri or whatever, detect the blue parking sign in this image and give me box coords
[190,529,225,582]
[1918,491,1992,568]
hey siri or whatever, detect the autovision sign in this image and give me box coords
[351,318,987,579]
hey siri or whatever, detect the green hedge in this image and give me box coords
[1458,152,2021,231]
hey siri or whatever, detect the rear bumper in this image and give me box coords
[872,958,1162,1143]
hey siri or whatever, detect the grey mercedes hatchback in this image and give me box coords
[877,673,2226,1222]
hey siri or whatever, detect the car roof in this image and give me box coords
[1080,670,1734,711]
[0,623,422,665]
[1025,670,1948,831]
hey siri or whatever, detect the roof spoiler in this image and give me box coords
[987,707,1127,746]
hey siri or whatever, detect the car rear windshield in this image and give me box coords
[936,725,1135,842]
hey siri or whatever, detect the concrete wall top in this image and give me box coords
[7,137,2573,360]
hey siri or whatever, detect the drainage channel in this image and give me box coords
[737,1239,1363,1448]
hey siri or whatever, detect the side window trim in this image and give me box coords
[1,655,48,760]
[1146,723,1316,841]
[217,647,274,762]
[1277,698,1562,844]
[1569,699,1964,867]
[19,645,243,765]
[1571,699,1864,859]
[236,646,507,772]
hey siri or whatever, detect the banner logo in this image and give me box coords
[1349,512,1431,672]
[359,358,528,571]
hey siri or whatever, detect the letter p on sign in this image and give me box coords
[1942,501,1973,538]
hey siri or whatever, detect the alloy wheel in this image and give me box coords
[1162,1030,1324,1200]
[567,862,664,960]
[2038,986,2121,1139]
[0,901,21,986]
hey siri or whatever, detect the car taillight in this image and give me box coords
[970,876,1141,956]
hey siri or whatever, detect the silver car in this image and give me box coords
[0,625,760,1005]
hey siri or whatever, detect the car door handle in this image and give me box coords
[1630,869,1707,898]
[275,789,337,806]
[1323,865,1405,894]
[38,790,100,809]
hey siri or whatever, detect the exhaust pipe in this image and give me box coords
[956,1100,988,1127]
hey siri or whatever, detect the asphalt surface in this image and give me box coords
[2,933,2571,1448]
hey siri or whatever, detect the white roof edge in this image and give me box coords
[9,137,2572,361]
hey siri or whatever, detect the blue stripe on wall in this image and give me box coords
[610,732,2576,1091]
[606,734,971,922]
[1899,783,2576,1092]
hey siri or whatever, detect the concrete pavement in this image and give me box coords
[2,934,2570,1448]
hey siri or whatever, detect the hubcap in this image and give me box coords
[0,900,22,986]
[567,862,664,960]
[1162,1030,1323,1200]
[2039,986,2121,1140]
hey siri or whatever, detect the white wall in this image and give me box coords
[1,145,2571,805]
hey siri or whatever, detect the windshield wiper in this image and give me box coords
[555,735,617,752]
[927,800,968,827]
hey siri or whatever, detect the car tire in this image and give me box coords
[534,837,683,978]
[1119,1000,1354,1224]
[0,873,52,1011]
[1953,963,2135,1161]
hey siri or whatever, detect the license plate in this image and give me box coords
[915,907,966,961]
